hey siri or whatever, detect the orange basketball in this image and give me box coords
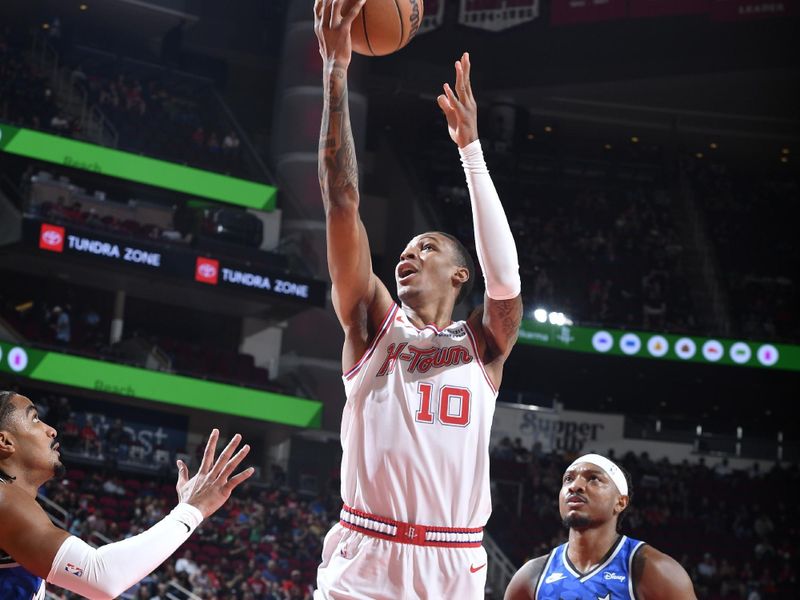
[351,0,424,57]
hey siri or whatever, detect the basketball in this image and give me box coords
[350,0,424,57]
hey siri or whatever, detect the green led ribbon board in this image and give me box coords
[0,123,277,211]
[0,342,321,428]
[517,321,800,372]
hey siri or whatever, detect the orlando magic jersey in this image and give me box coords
[534,535,644,600]
[0,478,46,600]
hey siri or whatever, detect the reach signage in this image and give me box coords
[0,122,277,210]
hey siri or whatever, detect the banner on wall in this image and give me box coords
[517,319,799,372]
[629,0,711,18]
[710,0,799,21]
[491,403,625,454]
[419,0,447,33]
[550,0,627,25]
[459,0,540,32]
[24,218,327,307]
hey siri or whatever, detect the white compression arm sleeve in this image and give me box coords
[46,503,203,600]
[459,139,521,300]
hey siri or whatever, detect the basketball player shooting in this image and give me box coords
[314,1,523,598]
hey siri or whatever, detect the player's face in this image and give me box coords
[559,463,625,529]
[1,394,63,480]
[396,232,464,304]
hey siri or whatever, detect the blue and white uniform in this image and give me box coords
[534,535,645,600]
[0,477,46,600]
[0,552,45,600]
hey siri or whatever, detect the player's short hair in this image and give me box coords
[0,390,18,482]
[616,465,633,533]
[0,390,16,429]
[437,232,476,305]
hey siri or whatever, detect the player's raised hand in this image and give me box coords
[437,52,479,149]
[314,0,367,67]
[175,429,254,519]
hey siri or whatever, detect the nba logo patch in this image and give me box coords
[65,563,84,577]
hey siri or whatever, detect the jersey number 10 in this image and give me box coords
[415,382,471,427]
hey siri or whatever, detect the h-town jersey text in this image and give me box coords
[339,304,498,528]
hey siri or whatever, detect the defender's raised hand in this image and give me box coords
[437,52,479,148]
[314,0,367,67]
[176,429,254,519]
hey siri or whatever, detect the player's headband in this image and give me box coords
[567,453,629,496]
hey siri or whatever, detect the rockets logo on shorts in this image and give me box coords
[64,563,84,577]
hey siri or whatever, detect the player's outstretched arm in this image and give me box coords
[1,429,252,600]
[314,0,392,366]
[438,53,522,374]
[634,545,698,600]
[503,555,547,600]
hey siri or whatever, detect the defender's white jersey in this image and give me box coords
[340,303,498,528]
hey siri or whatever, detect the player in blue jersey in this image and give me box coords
[504,453,696,600]
[0,390,253,600]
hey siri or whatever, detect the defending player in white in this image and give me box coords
[314,0,523,597]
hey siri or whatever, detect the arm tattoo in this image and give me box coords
[492,297,523,337]
[319,67,359,202]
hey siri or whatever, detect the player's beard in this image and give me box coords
[563,514,594,530]
[53,460,66,478]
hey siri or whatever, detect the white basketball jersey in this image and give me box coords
[340,303,498,528]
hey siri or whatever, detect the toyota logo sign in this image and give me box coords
[39,223,66,252]
[195,257,220,284]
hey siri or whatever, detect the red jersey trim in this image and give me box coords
[343,303,399,381]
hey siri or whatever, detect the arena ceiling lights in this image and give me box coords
[518,320,799,372]
[0,123,277,211]
[0,341,322,428]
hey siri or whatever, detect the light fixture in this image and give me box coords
[527,133,535,140]
[695,152,704,159]
[604,143,612,150]
[42,22,50,29]
[781,147,790,155]
[780,156,789,163]
[79,3,88,10]
[533,308,547,323]
[709,142,718,150]
[544,125,553,133]
[630,136,639,143]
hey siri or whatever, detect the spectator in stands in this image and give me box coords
[175,548,200,579]
[104,417,130,460]
[60,413,80,450]
[102,475,126,496]
[52,305,71,344]
[80,415,102,457]
[223,130,241,155]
